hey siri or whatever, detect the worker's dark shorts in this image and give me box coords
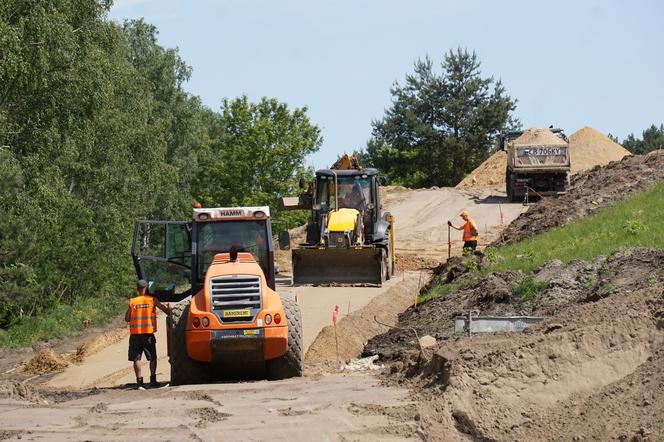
[463,241,478,252]
[128,333,156,362]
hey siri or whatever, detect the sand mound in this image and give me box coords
[569,126,631,173]
[456,150,506,188]
[513,127,567,146]
[305,273,420,369]
[23,348,69,374]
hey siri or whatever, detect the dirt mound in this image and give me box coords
[456,150,506,188]
[364,248,664,440]
[305,272,421,369]
[274,224,307,274]
[496,150,664,244]
[22,348,69,374]
[569,126,631,173]
[367,248,664,360]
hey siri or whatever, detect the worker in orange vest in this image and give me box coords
[448,210,479,254]
[125,279,171,389]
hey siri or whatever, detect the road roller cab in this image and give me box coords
[131,206,303,384]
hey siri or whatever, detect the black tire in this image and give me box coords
[267,297,303,380]
[170,299,210,386]
[507,174,517,203]
[379,248,387,283]
[384,245,391,281]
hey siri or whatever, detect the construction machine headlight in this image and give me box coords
[264,314,272,325]
[254,211,266,219]
[192,317,201,328]
[274,313,281,325]
[197,213,210,221]
[202,317,209,327]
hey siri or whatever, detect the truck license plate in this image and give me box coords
[521,147,563,156]
[222,309,251,318]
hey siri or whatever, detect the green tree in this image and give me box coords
[192,96,322,232]
[0,1,209,334]
[368,48,518,187]
[622,124,664,155]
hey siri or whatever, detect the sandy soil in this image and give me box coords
[0,374,420,441]
[383,185,527,269]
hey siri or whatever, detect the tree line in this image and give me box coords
[0,0,320,340]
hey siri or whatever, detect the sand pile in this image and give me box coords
[569,126,631,173]
[456,128,566,188]
[23,348,69,374]
[513,127,567,146]
[455,150,506,188]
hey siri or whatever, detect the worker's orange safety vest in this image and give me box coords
[462,219,479,242]
[129,295,157,335]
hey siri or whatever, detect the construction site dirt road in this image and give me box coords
[0,185,526,441]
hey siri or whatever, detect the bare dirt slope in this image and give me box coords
[497,150,664,244]
[365,248,664,441]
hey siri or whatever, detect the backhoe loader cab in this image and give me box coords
[131,206,303,384]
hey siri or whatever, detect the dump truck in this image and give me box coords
[131,206,302,385]
[280,154,395,285]
[500,128,571,202]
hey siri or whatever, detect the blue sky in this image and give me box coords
[109,0,663,169]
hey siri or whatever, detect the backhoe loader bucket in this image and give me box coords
[292,247,384,285]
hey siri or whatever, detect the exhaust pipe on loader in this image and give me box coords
[292,247,384,285]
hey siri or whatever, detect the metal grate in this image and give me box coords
[210,275,262,323]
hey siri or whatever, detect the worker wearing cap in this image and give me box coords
[448,210,479,254]
[125,279,171,389]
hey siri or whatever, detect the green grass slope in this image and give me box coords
[489,181,664,273]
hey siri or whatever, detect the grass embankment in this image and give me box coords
[0,295,126,348]
[420,181,664,302]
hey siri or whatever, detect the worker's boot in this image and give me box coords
[136,376,144,390]
[149,374,158,388]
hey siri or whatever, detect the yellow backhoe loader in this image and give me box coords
[280,154,395,285]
